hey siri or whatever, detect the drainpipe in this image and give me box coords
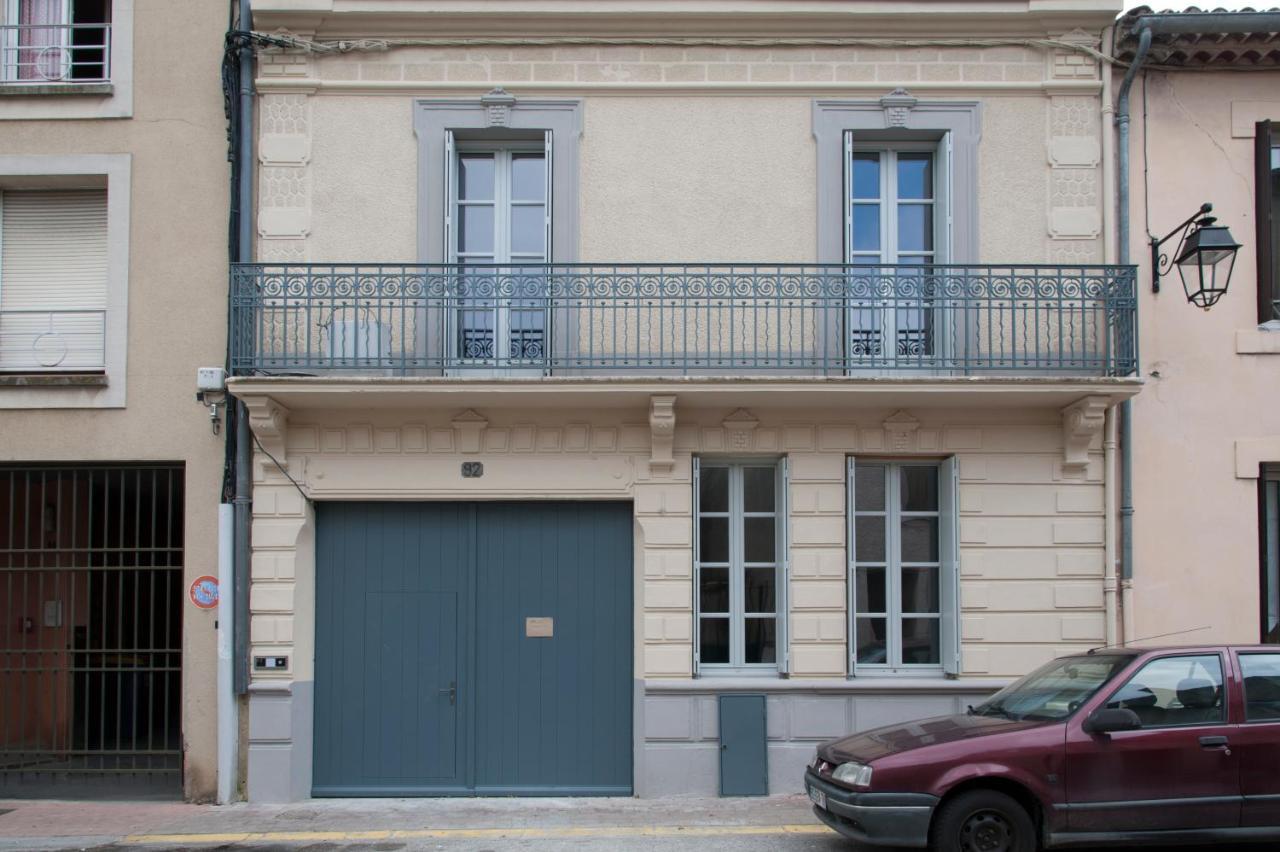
[233,0,254,698]
[1102,409,1119,647]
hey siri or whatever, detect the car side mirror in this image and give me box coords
[1083,707,1142,735]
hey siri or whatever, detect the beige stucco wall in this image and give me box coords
[258,42,1106,268]
[1126,69,1280,645]
[0,1,229,801]
[244,401,1109,684]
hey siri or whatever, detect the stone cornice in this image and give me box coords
[250,0,1123,40]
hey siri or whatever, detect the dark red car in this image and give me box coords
[804,645,1280,851]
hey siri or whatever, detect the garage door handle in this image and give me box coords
[439,681,456,705]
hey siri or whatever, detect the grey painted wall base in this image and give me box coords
[247,680,314,803]
[640,679,1005,797]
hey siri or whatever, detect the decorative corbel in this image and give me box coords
[1061,396,1109,471]
[883,410,920,451]
[452,409,489,454]
[481,87,516,127]
[242,395,290,461]
[722,408,759,450]
[880,88,918,129]
[649,395,677,474]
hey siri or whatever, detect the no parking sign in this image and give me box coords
[190,575,219,609]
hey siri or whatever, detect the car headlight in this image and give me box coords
[831,761,873,787]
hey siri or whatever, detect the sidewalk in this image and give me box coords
[0,795,835,850]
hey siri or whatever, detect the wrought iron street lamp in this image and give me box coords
[1150,202,1242,309]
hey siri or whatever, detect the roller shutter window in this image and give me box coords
[0,189,108,371]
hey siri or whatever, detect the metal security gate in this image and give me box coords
[0,465,183,798]
[314,501,633,796]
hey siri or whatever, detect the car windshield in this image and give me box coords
[971,654,1132,722]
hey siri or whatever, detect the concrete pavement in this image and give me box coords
[0,795,1276,851]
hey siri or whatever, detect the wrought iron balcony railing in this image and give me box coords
[230,263,1138,378]
[0,23,111,84]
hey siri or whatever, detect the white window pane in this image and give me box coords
[510,205,546,255]
[699,516,728,564]
[458,155,495,200]
[743,467,776,512]
[700,618,730,664]
[459,309,494,359]
[901,619,940,665]
[852,204,880,251]
[508,308,545,360]
[900,466,939,511]
[897,153,933,200]
[898,255,931,266]
[855,463,887,511]
[901,517,939,562]
[856,618,887,665]
[458,205,494,254]
[852,152,880,199]
[511,154,546,201]
[855,515,886,562]
[902,566,939,613]
[744,568,775,613]
[855,566,886,614]
[897,204,933,253]
[744,619,776,664]
[743,517,775,563]
[699,466,729,512]
[700,567,729,613]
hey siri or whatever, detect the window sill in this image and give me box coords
[0,83,112,97]
[0,373,108,387]
[1237,323,1280,354]
[646,677,1012,693]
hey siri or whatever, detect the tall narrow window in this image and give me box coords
[1263,467,1280,644]
[695,460,786,673]
[1256,121,1279,324]
[845,137,949,364]
[448,139,549,367]
[849,458,959,675]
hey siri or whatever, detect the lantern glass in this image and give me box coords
[1172,223,1241,309]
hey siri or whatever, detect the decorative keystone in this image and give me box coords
[1061,396,1109,471]
[452,409,489,454]
[883,410,921,451]
[880,88,918,129]
[481,87,517,127]
[243,395,290,462]
[722,408,759,450]
[649,395,677,475]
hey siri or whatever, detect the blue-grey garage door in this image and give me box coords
[313,502,633,796]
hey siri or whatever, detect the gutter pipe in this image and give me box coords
[1112,10,1280,643]
[234,0,254,701]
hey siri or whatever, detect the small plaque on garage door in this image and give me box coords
[525,617,553,637]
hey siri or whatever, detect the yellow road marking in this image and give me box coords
[124,823,830,844]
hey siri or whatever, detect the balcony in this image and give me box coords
[0,23,111,88]
[231,263,1137,384]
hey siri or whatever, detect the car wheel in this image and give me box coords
[930,789,1037,852]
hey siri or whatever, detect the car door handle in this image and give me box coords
[1199,735,1231,754]
[439,681,456,705]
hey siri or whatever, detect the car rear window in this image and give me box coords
[1239,653,1280,722]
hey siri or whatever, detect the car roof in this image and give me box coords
[1073,644,1279,659]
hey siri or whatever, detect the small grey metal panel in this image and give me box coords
[719,694,768,796]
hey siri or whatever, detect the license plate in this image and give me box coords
[808,786,827,810]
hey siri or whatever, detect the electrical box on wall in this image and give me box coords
[197,367,226,392]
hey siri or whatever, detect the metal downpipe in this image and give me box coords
[233,0,254,698]
[1114,24,1151,645]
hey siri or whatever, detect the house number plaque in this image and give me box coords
[461,461,484,478]
[525,617,553,638]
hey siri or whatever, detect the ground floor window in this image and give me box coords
[848,457,959,675]
[1262,467,1280,643]
[694,458,788,675]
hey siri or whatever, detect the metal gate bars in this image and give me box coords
[0,465,183,797]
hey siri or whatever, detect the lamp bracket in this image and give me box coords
[1150,202,1213,294]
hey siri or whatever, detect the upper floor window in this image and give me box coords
[694,458,788,675]
[2,0,111,84]
[447,135,550,367]
[845,136,951,363]
[0,188,107,373]
[1257,120,1279,324]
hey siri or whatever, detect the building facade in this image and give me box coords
[228,0,1142,802]
[0,1,227,800]
[1115,11,1280,646]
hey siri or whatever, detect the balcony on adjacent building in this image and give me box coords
[230,263,1138,383]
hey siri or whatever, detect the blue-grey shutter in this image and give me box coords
[846,456,858,678]
[939,456,961,677]
[443,130,455,261]
[692,455,702,677]
[778,456,790,676]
